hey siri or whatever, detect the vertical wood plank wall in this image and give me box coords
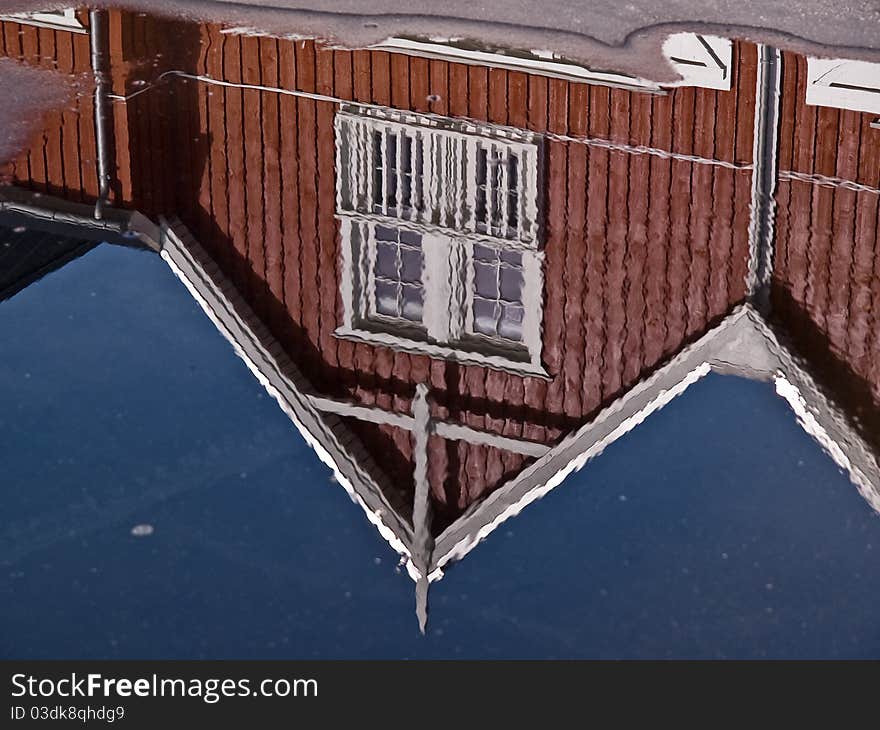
[0,16,98,201]
[0,14,759,522]
[164,26,757,521]
[772,51,880,442]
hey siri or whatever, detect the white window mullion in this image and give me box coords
[464,137,478,236]
[395,130,404,219]
[522,146,539,246]
[423,133,436,225]
[364,222,379,319]
[421,232,454,341]
[415,130,426,221]
[406,130,417,222]
[520,251,544,365]
[486,143,497,236]
[434,134,444,227]
[499,145,511,239]
[359,122,372,213]
[379,128,389,217]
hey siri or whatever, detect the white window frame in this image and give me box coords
[0,9,87,33]
[373,33,731,92]
[805,57,880,115]
[335,105,541,250]
[337,217,546,377]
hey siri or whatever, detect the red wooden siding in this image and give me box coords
[772,51,880,444]
[161,25,757,524]
[0,16,99,201]
[0,13,759,526]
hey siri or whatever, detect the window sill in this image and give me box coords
[334,326,550,379]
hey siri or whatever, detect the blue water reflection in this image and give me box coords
[2,244,879,658]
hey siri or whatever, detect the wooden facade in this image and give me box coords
[0,10,98,200]
[772,50,880,451]
[5,10,876,530]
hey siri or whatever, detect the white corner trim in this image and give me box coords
[0,9,87,33]
[662,33,733,91]
[806,57,880,115]
[774,374,880,514]
[432,360,713,577]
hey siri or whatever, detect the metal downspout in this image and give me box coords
[89,9,112,220]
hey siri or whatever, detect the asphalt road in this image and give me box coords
[2,1,880,77]
[0,0,878,162]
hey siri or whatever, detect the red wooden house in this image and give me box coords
[2,8,879,629]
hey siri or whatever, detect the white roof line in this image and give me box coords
[7,191,879,590]
[431,304,880,575]
[158,217,422,578]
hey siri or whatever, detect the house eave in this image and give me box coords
[430,303,880,575]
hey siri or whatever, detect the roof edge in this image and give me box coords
[158,217,422,571]
[431,303,880,574]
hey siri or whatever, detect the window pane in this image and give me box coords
[375,240,399,279]
[375,280,400,317]
[473,243,496,262]
[500,248,522,266]
[507,156,520,231]
[475,147,488,226]
[401,285,424,322]
[474,261,498,298]
[473,298,500,337]
[400,248,423,283]
[499,264,524,303]
[376,225,398,242]
[401,135,413,208]
[470,243,527,343]
[498,304,524,341]
[372,131,383,212]
[371,225,424,324]
[400,228,422,247]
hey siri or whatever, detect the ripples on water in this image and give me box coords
[1,7,879,658]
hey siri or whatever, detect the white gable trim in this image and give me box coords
[158,218,421,577]
[662,33,732,91]
[0,9,87,33]
[430,304,880,577]
[806,57,880,114]
[373,33,732,92]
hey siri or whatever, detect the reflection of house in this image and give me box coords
[2,9,879,630]
[0,224,94,302]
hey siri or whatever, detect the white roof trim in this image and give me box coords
[431,304,880,576]
[6,193,879,600]
[0,9,87,33]
[369,37,664,93]
[806,57,880,114]
[662,33,732,91]
[430,306,765,574]
[158,218,423,579]
[372,33,732,92]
